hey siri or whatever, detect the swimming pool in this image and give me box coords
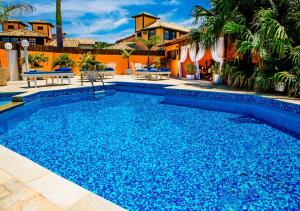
[0,92,23,106]
[0,87,299,209]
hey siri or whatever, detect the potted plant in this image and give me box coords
[79,52,106,81]
[121,49,135,75]
[52,53,76,69]
[20,53,49,70]
[185,63,196,80]
[211,63,222,84]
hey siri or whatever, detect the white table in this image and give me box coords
[22,72,73,88]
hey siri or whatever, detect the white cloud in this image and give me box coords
[27,0,156,42]
[83,29,134,43]
[158,8,178,21]
[162,0,180,6]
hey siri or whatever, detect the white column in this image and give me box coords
[7,50,19,81]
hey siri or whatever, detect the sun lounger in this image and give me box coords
[97,62,116,79]
[97,67,115,79]
[136,68,171,80]
[22,69,73,88]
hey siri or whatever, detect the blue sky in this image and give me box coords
[12,0,210,43]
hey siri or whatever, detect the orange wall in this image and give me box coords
[2,22,25,31]
[31,24,53,38]
[165,44,179,77]
[0,49,8,69]
[135,17,143,32]
[28,51,163,75]
[198,49,212,68]
[144,16,156,28]
[165,43,214,78]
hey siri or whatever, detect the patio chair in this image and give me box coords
[23,69,73,88]
[98,62,116,79]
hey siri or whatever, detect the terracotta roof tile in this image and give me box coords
[0,29,47,37]
[142,21,190,33]
[50,38,96,47]
[28,20,54,27]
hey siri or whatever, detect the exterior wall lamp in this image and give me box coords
[4,40,30,80]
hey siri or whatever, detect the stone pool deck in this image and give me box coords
[0,75,299,210]
[0,146,124,211]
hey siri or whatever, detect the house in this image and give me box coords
[49,38,96,49]
[0,20,53,45]
[109,12,190,50]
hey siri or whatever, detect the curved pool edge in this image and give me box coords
[0,81,299,137]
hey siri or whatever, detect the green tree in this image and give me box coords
[190,0,300,96]
[0,1,35,23]
[138,36,160,68]
[20,54,49,69]
[56,0,63,48]
[121,49,135,69]
[94,41,112,49]
[52,54,76,68]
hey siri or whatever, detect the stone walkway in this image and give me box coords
[0,146,124,211]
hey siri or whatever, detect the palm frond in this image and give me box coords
[0,2,35,23]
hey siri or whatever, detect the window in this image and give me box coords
[136,31,142,38]
[148,29,156,39]
[164,30,177,40]
[1,38,10,42]
[167,50,177,60]
[28,38,36,44]
[11,38,18,42]
[37,26,43,30]
[8,25,14,29]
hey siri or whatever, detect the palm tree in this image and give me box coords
[56,0,63,48]
[0,1,35,23]
[52,54,76,68]
[121,49,135,69]
[138,36,160,68]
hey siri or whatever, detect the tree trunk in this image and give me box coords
[56,0,63,48]
[147,50,150,68]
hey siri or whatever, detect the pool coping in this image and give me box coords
[0,146,125,211]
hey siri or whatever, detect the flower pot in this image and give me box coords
[275,82,285,92]
[126,68,131,75]
[186,75,195,80]
[0,67,8,86]
[213,74,222,84]
[86,71,98,82]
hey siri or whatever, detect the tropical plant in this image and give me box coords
[0,1,35,23]
[138,35,160,68]
[121,49,135,69]
[190,0,300,95]
[94,41,112,49]
[20,53,49,69]
[185,63,196,75]
[56,0,63,48]
[52,54,76,68]
[78,52,106,71]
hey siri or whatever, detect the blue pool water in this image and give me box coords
[0,92,299,209]
[0,100,10,106]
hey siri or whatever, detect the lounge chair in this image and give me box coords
[23,68,73,88]
[98,62,116,79]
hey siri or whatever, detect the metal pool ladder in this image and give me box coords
[86,71,105,100]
